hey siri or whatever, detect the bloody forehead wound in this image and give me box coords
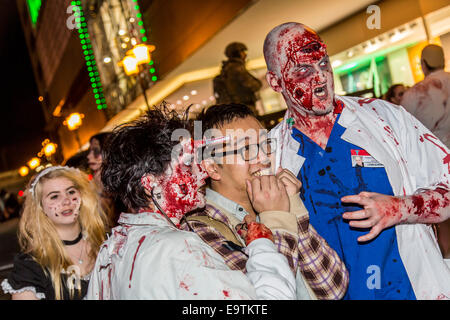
[281,27,327,64]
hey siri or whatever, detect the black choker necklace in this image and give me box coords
[62,232,83,246]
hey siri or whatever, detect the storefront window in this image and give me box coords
[86,0,155,118]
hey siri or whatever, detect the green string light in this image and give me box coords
[72,1,107,110]
[26,0,42,27]
[131,1,158,82]
[71,0,157,113]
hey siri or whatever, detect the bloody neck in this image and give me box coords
[291,107,338,150]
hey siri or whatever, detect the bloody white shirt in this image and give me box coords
[86,211,296,300]
[401,70,450,148]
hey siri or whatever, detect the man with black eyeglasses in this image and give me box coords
[180,103,348,300]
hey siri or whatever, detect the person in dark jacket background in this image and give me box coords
[213,42,262,114]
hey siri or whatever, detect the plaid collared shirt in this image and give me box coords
[180,203,349,300]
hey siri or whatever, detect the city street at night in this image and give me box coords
[0,0,449,305]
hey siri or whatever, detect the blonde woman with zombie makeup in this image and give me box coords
[1,166,108,300]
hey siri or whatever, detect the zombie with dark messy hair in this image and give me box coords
[87,105,297,300]
[100,107,187,212]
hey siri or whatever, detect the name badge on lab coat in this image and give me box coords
[351,149,384,168]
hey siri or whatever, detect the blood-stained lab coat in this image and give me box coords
[86,211,296,300]
[269,95,450,300]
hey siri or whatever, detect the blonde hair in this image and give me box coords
[19,167,108,300]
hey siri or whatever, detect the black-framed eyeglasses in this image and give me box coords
[205,138,276,162]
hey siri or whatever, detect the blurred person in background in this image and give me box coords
[401,44,450,148]
[0,190,21,223]
[87,132,125,227]
[1,166,108,300]
[87,132,111,191]
[213,42,262,114]
[383,84,406,105]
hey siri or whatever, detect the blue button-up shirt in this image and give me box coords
[292,114,415,300]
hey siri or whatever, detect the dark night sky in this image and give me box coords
[0,0,46,172]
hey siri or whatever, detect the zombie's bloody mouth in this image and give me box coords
[314,85,327,98]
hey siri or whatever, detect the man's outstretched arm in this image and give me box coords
[341,188,450,242]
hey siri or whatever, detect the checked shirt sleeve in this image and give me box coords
[295,215,349,300]
[261,194,349,300]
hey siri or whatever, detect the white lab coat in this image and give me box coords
[269,95,450,300]
[86,211,296,300]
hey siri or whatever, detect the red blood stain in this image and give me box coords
[184,240,193,254]
[411,195,425,216]
[291,110,336,148]
[333,99,344,114]
[379,197,401,219]
[409,193,443,222]
[155,157,207,225]
[435,187,448,196]
[245,222,274,245]
[129,236,146,288]
[279,27,332,112]
[179,281,189,291]
[357,98,376,106]
[223,290,230,298]
[436,293,450,300]
[432,79,442,90]
[141,139,207,224]
[383,126,399,145]
[108,268,112,287]
[423,134,450,173]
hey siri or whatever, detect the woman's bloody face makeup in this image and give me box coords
[276,26,334,115]
[41,176,81,226]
